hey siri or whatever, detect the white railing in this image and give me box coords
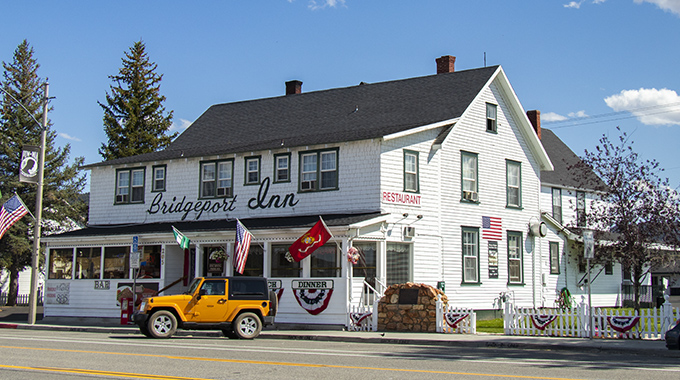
[436,299,476,334]
[504,299,679,339]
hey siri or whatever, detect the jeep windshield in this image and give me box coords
[185,278,201,295]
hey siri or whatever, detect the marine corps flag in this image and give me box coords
[287,217,332,262]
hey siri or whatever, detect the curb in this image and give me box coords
[3,323,679,358]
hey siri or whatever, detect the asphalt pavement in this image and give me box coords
[1,305,678,358]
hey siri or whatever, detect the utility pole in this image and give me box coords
[28,82,48,325]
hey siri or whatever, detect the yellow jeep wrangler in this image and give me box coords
[133,277,276,339]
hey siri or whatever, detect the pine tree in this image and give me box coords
[0,40,87,305]
[99,40,175,160]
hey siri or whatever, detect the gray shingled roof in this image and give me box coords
[84,66,499,168]
[540,128,605,191]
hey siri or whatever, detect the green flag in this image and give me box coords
[172,226,190,249]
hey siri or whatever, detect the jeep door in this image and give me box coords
[191,279,230,322]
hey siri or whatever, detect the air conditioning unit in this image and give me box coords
[403,226,415,238]
[463,191,478,202]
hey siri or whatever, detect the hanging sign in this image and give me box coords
[583,230,594,259]
[19,145,40,184]
[488,241,499,279]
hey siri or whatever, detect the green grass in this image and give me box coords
[476,318,504,333]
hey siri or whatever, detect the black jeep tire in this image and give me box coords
[139,323,152,338]
[148,310,177,339]
[233,312,262,339]
[222,328,238,339]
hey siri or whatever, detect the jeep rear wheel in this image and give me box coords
[233,312,262,339]
[148,310,177,339]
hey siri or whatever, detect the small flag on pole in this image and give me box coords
[0,195,30,240]
[172,226,191,250]
[234,219,253,274]
[482,216,502,240]
[287,217,332,262]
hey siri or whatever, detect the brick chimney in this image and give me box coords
[285,80,302,95]
[527,110,541,140]
[436,55,456,74]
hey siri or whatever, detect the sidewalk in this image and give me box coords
[1,306,677,358]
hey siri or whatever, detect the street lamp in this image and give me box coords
[0,82,49,324]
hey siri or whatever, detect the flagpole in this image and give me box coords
[28,82,48,325]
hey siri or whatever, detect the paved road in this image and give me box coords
[1,329,679,380]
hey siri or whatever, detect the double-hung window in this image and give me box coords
[152,165,166,192]
[462,227,479,284]
[244,156,260,185]
[576,191,586,227]
[201,160,233,198]
[507,231,523,284]
[461,151,478,202]
[549,242,560,274]
[404,150,419,193]
[486,103,497,132]
[299,148,338,192]
[115,168,145,204]
[274,153,291,183]
[552,188,562,224]
[506,160,521,208]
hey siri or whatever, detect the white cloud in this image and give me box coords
[308,0,346,10]
[170,118,192,132]
[634,0,680,16]
[593,0,607,4]
[604,88,680,126]
[564,1,584,8]
[568,110,589,118]
[59,133,82,142]
[542,112,569,122]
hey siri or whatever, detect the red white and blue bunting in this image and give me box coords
[350,312,372,326]
[530,315,557,330]
[607,316,640,333]
[444,313,469,328]
[292,280,334,315]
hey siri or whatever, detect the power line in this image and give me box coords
[543,101,680,129]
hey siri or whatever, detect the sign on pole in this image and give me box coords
[130,236,140,269]
[583,230,594,259]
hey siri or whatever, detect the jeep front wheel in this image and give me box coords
[148,310,177,339]
[233,312,262,339]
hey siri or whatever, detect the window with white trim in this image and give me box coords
[274,153,290,183]
[549,242,560,274]
[200,160,233,198]
[576,191,586,227]
[404,150,419,193]
[386,243,412,285]
[152,165,166,192]
[506,160,521,208]
[244,156,260,185]
[462,227,479,284]
[508,231,523,284]
[299,148,338,192]
[486,103,497,132]
[115,168,145,204]
[461,151,478,202]
[552,187,562,223]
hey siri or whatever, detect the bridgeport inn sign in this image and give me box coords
[40,55,592,328]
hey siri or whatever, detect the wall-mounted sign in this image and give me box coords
[94,280,110,290]
[381,191,421,206]
[488,241,499,279]
[292,279,334,315]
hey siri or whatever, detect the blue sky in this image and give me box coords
[1,0,679,191]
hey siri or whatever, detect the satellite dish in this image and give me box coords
[529,221,548,237]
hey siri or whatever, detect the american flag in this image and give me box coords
[234,219,253,274]
[482,216,502,240]
[0,195,29,240]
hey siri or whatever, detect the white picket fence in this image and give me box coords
[346,299,477,334]
[504,300,679,339]
[436,300,476,334]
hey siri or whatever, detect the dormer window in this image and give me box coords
[486,103,497,133]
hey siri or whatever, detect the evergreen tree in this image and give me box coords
[99,40,175,160]
[0,40,87,305]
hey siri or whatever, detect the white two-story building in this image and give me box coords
[43,55,580,326]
